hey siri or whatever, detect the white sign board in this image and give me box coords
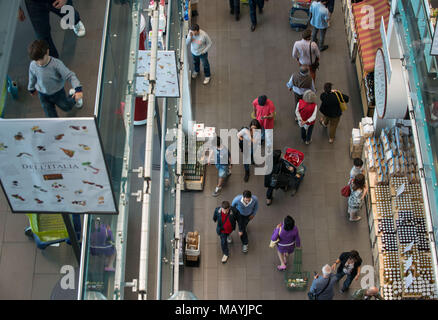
[374,48,388,119]
[396,182,406,197]
[405,273,414,289]
[136,50,180,97]
[0,118,117,214]
[404,256,413,271]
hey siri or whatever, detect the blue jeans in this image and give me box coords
[192,53,211,77]
[311,27,327,50]
[336,270,354,291]
[220,233,230,256]
[25,0,81,58]
[38,88,76,117]
[249,0,264,25]
[301,124,314,143]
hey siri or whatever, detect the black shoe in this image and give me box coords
[230,9,234,15]
[290,189,297,197]
[244,172,249,182]
[235,14,240,21]
[320,45,329,52]
[251,24,256,32]
[259,7,263,14]
[192,10,198,17]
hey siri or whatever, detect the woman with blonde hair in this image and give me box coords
[295,90,318,145]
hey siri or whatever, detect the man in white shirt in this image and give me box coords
[292,29,320,80]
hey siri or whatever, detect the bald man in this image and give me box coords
[352,286,384,300]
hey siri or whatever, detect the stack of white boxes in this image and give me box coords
[350,117,374,159]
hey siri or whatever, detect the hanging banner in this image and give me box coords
[0,118,117,214]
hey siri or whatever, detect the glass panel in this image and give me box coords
[398,0,438,257]
[81,0,139,300]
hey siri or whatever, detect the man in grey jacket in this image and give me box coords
[309,264,337,300]
[28,39,83,117]
[186,24,212,85]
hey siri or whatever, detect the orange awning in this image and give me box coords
[352,0,390,74]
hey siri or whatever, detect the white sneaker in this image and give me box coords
[242,244,248,253]
[191,72,198,79]
[69,89,83,109]
[227,235,232,244]
[221,255,228,263]
[73,21,86,37]
[203,77,211,85]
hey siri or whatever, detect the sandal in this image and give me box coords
[277,265,287,271]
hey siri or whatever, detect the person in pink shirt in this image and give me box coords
[252,95,275,150]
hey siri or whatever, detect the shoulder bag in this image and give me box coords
[269,225,282,248]
[334,90,348,112]
[307,276,332,300]
[309,41,319,72]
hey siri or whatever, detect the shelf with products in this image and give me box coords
[361,123,438,299]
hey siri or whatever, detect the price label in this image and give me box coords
[404,256,413,271]
[396,183,406,198]
[403,240,415,253]
[405,273,413,289]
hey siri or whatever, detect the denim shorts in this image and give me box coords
[216,164,229,178]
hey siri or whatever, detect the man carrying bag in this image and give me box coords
[308,264,336,300]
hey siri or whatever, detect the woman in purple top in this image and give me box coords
[271,215,301,270]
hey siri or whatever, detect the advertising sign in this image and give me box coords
[136,50,180,98]
[0,118,117,214]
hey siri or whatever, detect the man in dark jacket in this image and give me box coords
[331,250,362,293]
[319,82,349,143]
[213,201,237,263]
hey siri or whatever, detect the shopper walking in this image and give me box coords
[287,66,316,115]
[19,0,86,59]
[292,29,320,81]
[347,174,367,222]
[186,24,212,85]
[237,119,262,182]
[252,95,275,152]
[332,250,362,293]
[208,137,232,197]
[213,201,238,263]
[232,190,259,253]
[319,82,349,143]
[248,0,265,32]
[351,286,384,300]
[308,264,337,300]
[28,40,83,118]
[296,90,318,145]
[229,0,240,21]
[310,0,330,51]
[270,216,301,271]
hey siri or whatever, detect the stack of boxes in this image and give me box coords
[350,117,374,159]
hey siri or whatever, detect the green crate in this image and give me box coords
[293,248,302,265]
[284,271,310,291]
[291,263,301,273]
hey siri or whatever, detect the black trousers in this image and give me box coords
[236,213,251,245]
[229,0,240,15]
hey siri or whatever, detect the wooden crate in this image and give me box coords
[183,175,205,191]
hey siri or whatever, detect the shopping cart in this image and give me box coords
[284,249,310,291]
[289,0,311,31]
[24,214,81,250]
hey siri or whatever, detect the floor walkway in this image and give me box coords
[180,0,373,299]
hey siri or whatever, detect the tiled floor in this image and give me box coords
[180,0,373,299]
[0,0,104,299]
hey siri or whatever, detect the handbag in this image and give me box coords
[269,225,282,248]
[341,184,351,197]
[334,90,348,112]
[309,41,319,72]
[307,276,332,300]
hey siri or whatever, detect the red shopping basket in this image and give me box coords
[282,148,304,168]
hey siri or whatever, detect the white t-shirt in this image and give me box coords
[237,128,261,145]
[350,166,363,180]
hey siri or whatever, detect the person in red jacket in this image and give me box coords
[295,90,318,145]
[213,201,237,263]
[252,95,275,151]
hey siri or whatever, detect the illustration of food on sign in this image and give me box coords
[74,189,83,195]
[79,144,90,151]
[37,146,46,151]
[31,126,45,134]
[55,195,64,203]
[14,132,24,140]
[72,200,86,206]
[34,198,44,204]
[55,134,64,140]
[82,162,100,174]
[51,182,65,189]
[0,143,8,151]
[98,196,104,204]
[12,194,25,201]
[82,180,104,189]
[17,152,32,158]
[60,148,75,158]
[69,125,80,131]
[33,185,47,192]
[12,181,18,187]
